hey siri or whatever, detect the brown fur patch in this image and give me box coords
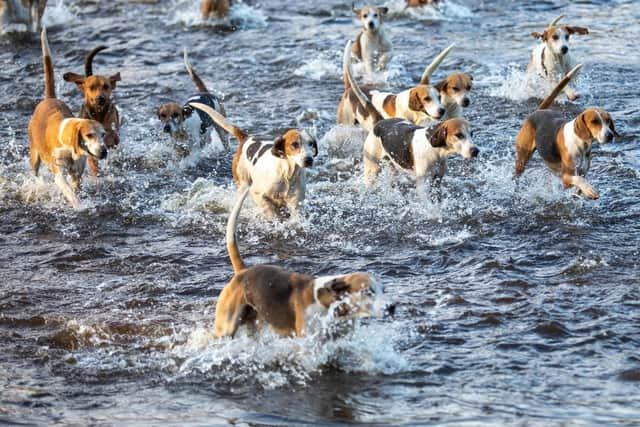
[202,0,230,19]
[408,85,433,112]
[382,95,397,117]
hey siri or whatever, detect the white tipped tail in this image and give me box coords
[419,43,455,84]
[188,102,248,143]
[41,26,55,99]
[548,14,565,27]
[183,48,208,93]
[226,186,251,273]
[537,63,583,110]
[343,40,371,110]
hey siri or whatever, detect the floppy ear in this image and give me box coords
[378,7,389,15]
[566,26,589,36]
[430,124,448,147]
[271,136,287,158]
[434,79,447,93]
[466,73,474,82]
[109,72,121,88]
[408,89,423,111]
[316,277,352,314]
[352,2,361,15]
[574,113,592,141]
[60,120,83,156]
[63,72,85,90]
[531,31,545,40]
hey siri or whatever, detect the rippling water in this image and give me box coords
[1,0,639,425]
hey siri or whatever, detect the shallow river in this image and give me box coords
[1,0,639,425]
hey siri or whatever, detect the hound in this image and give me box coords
[63,46,121,177]
[28,28,107,209]
[527,14,589,101]
[429,72,473,119]
[202,0,230,19]
[369,44,455,127]
[214,186,386,338]
[0,0,46,32]
[188,102,317,218]
[351,3,392,75]
[514,64,620,200]
[363,117,478,193]
[156,49,228,152]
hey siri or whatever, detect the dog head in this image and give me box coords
[64,72,121,113]
[156,102,192,139]
[272,129,318,168]
[429,118,478,159]
[352,3,388,32]
[409,84,446,120]
[531,25,589,57]
[314,272,387,318]
[60,119,107,160]
[574,108,620,144]
[435,73,473,108]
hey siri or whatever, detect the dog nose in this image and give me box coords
[368,21,375,29]
[561,46,568,55]
[98,147,108,160]
[462,97,470,107]
[304,156,314,167]
[163,124,172,133]
[437,107,446,117]
[471,147,480,158]
[96,96,107,106]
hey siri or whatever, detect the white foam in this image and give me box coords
[294,56,341,81]
[385,0,472,20]
[42,0,76,28]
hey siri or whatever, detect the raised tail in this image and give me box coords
[343,40,371,111]
[537,63,583,110]
[184,48,209,93]
[41,27,55,99]
[226,186,251,273]
[419,43,455,85]
[84,45,108,76]
[548,14,565,28]
[188,102,249,144]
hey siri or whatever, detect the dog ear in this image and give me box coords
[434,79,447,93]
[531,31,545,40]
[574,113,592,141]
[352,2,361,15]
[63,72,85,90]
[378,7,389,15]
[466,73,474,82]
[60,120,83,155]
[109,72,121,88]
[271,136,287,158]
[310,138,319,157]
[430,124,448,147]
[408,88,423,112]
[565,26,589,36]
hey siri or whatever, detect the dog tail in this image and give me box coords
[419,43,455,85]
[188,102,249,144]
[537,63,583,110]
[84,45,108,77]
[227,186,250,273]
[343,40,370,111]
[184,48,209,93]
[41,27,55,99]
[548,14,565,28]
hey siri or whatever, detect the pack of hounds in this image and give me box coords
[13,0,622,339]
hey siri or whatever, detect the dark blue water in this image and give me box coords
[1,0,639,425]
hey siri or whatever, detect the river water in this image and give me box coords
[1,0,639,425]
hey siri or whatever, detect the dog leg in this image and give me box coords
[214,281,247,338]
[363,135,382,187]
[563,174,598,200]
[376,51,392,72]
[87,157,99,177]
[513,121,536,178]
[54,173,81,209]
[30,151,41,176]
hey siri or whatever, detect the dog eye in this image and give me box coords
[565,34,569,40]
[103,84,109,90]
[86,133,95,139]
[455,132,464,139]
[452,87,460,92]
[424,97,431,102]
[172,113,179,119]
[292,142,300,149]
[591,119,599,125]
[159,113,167,119]
[552,34,559,40]
[373,13,378,18]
